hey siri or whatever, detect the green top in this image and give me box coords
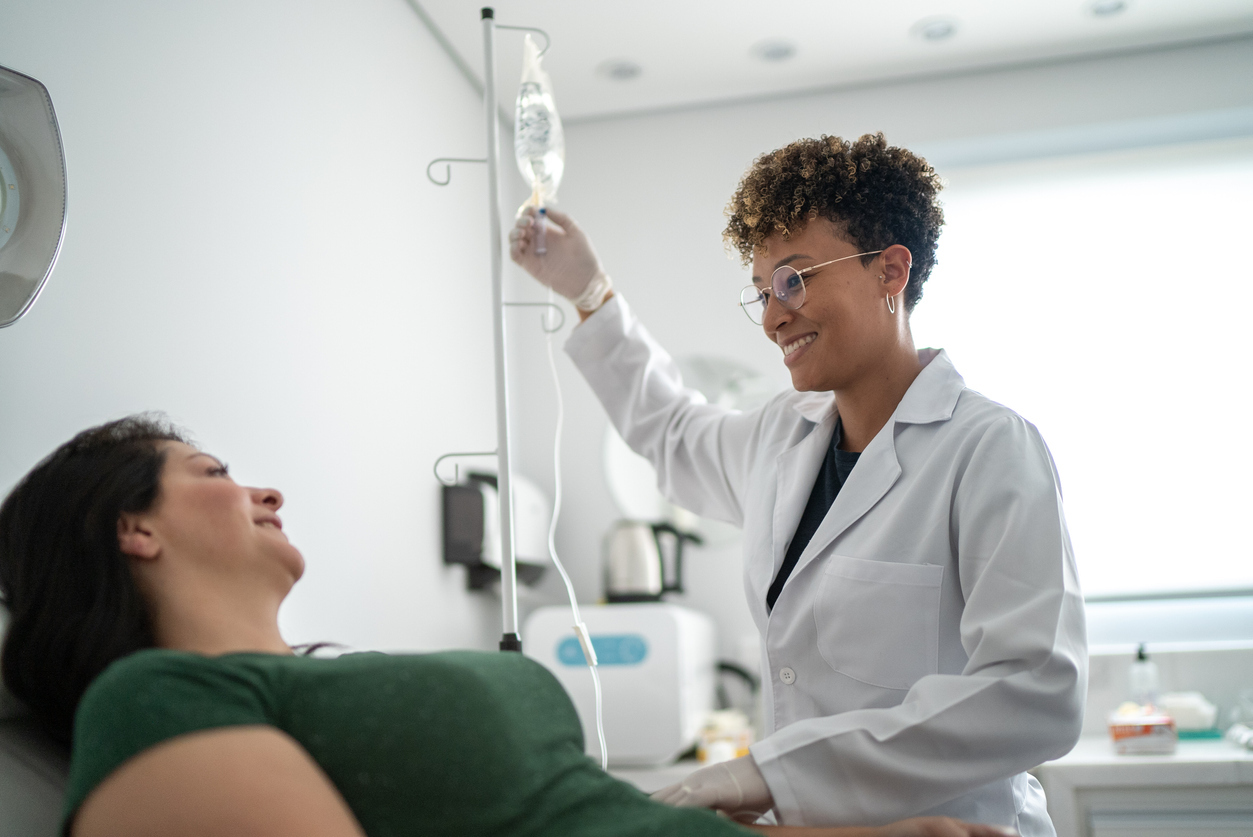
[64,649,750,837]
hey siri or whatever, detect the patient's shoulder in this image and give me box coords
[65,650,278,834]
[77,649,273,733]
[80,647,208,703]
[73,725,365,837]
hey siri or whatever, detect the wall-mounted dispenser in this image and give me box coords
[442,471,550,590]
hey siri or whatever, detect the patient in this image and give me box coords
[0,415,1013,837]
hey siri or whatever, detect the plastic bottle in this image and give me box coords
[1128,643,1160,707]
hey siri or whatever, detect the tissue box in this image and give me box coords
[1109,705,1177,755]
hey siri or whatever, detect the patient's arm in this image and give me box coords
[74,725,366,837]
[751,818,1014,836]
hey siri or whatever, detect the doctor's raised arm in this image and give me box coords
[509,133,1087,836]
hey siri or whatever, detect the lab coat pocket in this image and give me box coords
[814,555,944,690]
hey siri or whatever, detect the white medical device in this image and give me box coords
[0,63,67,329]
[525,603,716,767]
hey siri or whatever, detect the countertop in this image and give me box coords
[1036,734,1253,784]
[612,739,1253,803]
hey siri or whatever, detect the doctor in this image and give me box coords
[510,133,1086,835]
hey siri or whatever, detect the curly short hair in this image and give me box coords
[724,133,944,310]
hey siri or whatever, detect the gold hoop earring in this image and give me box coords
[886,293,896,314]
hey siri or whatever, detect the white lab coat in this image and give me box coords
[565,295,1087,834]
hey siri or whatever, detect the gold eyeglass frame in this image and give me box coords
[739,250,884,324]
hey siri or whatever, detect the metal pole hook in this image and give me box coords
[433,450,497,486]
[503,301,565,333]
[495,25,551,58]
[426,157,487,186]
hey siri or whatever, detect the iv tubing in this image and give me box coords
[543,288,608,769]
[481,8,521,651]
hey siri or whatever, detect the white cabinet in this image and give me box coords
[1034,738,1253,837]
[1091,811,1253,836]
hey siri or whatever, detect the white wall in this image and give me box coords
[3,8,1251,661]
[0,0,507,652]
[504,36,1253,663]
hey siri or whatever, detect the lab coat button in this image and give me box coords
[779,666,796,685]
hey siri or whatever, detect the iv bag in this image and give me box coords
[514,34,564,206]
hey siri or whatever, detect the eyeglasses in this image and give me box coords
[738,250,884,325]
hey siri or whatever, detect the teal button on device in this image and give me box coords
[556,634,648,666]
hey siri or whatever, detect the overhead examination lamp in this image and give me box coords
[0,64,67,329]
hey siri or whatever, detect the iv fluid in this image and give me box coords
[514,35,564,205]
[515,87,563,201]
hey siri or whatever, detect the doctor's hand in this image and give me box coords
[750,817,1017,836]
[874,817,1018,837]
[508,206,612,311]
[650,755,773,820]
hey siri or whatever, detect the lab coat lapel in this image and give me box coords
[788,422,902,582]
[786,349,961,581]
[769,413,837,585]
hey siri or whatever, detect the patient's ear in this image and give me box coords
[117,514,160,561]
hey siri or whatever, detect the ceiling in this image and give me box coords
[413,0,1253,123]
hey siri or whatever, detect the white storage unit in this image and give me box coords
[1034,737,1253,837]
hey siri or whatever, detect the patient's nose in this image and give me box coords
[251,487,283,510]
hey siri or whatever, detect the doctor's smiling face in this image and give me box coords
[754,221,913,393]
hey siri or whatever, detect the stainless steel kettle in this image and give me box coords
[605,521,702,603]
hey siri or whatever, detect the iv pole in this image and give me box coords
[429,8,555,653]
[481,7,521,652]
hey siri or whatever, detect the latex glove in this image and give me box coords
[649,755,773,819]
[508,206,611,309]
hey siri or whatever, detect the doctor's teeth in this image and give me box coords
[783,334,816,356]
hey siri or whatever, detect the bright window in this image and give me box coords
[909,137,1253,599]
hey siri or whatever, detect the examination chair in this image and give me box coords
[0,604,69,837]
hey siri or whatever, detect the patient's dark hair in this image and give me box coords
[0,414,187,744]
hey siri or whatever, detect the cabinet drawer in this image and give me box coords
[1091,811,1253,837]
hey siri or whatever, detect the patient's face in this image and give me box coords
[145,442,305,589]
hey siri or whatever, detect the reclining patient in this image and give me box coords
[0,415,1013,837]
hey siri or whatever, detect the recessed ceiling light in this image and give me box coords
[596,59,642,81]
[1088,0,1128,17]
[752,39,797,63]
[911,17,959,42]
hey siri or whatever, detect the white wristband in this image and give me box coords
[573,271,613,312]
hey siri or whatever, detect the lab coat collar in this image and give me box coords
[891,348,965,426]
[791,391,836,424]
[787,348,961,425]
[767,349,964,615]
